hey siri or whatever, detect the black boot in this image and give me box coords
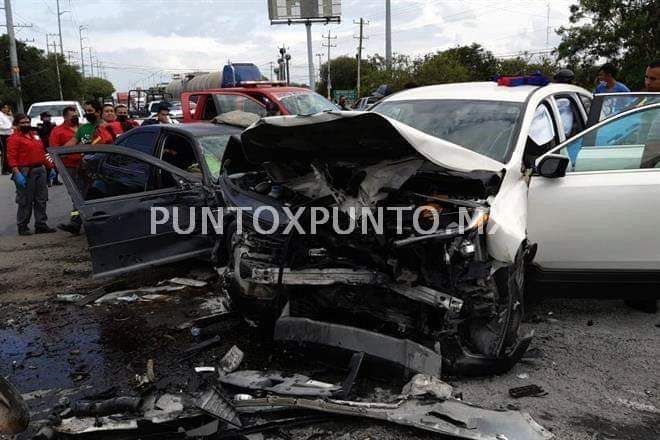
[57,223,81,235]
[35,225,57,234]
[18,227,32,236]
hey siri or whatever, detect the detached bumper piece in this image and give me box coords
[274,305,443,377]
[235,396,554,440]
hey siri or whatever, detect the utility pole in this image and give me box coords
[49,40,64,100]
[285,54,291,86]
[269,61,273,81]
[385,0,392,70]
[65,50,77,65]
[88,47,94,77]
[46,34,50,55]
[322,32,337,100]
[56,0,67,56]
[4,0,24,112]
[545,1,550,49]
[305,21,314,89]
[354,18,369,99]
[78,25,86,78]
[315,53,324,84]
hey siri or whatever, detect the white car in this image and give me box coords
[371,83,660,291]
[27,101,84,127]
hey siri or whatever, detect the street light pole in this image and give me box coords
[4,0,24,112]
[385,0,392,70]
[56,0,65,56]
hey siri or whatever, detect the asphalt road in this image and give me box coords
[0,174,658,440]
[0,174,71,236]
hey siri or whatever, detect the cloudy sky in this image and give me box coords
[15,0,576,91]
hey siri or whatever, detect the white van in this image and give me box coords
[26,101,85,127]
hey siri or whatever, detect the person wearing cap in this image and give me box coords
[7,113,57,235]
[0,102,13,174]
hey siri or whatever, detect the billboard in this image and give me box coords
[268,0,341,21]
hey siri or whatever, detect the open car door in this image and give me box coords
[587,92,660,127]
[528,103,660,284]
[49,145,218,278]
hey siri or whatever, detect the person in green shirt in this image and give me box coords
[65,100,102,147]
[59,100,103,235]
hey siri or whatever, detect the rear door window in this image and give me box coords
[116,130,159,155]
[555,97,586,139]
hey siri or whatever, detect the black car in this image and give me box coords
[49,122,243,278]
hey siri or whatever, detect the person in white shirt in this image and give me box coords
[0,102,14,175]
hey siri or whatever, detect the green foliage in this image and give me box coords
[556,0,660,90]
[0,35,115,109]
[82,77,115,101]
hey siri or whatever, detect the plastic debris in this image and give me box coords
[219,345,244,374]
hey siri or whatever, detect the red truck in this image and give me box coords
[181,83,337,123]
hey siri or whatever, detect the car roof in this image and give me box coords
[147,122,243,137]
[29,101,80,106]
[202,86,316,95]
[382,82,544,103]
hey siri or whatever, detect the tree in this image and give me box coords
[556,0,660,90]
[81,77,115,101]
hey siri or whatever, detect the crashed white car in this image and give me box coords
[49,80,660,377]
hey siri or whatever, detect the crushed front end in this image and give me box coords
[220,112,531,377]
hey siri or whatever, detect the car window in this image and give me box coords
[373,99,523,163]
[555,97,585,139]
[198,134,232,180]
[559,106,660,172]
[524,104,558,168]
[79,153,178,201]
[116,131,159,155]
[27,104,70,118]
[598,95,660,122]
[274,92,337,115]
[160,133,199,175]
[580,95,592,115]
[215,95,266,117]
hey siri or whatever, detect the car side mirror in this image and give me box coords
[534,154,570,178]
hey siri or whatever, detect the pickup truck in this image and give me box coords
[181,85,337,122]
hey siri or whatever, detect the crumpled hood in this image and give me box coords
[241,111,504,174]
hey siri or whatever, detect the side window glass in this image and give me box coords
[560,106,660,171]
[242,98,267,116]
[161,134,200,175]
[116,131,158,155]
[580,95,592,115]
[524,104,557,167]
[556,97,585,139]
[81,153,177,201]
[598,96,660,122]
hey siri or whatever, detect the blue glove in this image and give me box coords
[49,169,57,182]
[14,172,26,189]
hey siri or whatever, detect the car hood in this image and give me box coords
[240,111,504,174]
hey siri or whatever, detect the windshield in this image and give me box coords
[372,99,524,163]
[27,104,72,118]
[198,134,232,180]
[274,91,337,115]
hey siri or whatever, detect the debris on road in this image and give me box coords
[219,345,244,373]
[0,376,29,434]
[400,373,453,400]
[161,277,208,288]
[509,385,548,398]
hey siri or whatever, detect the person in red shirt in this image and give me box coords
[48,106,80,185]
[115,104,139,132]
[7,114,57,235]
[91,104,123,144]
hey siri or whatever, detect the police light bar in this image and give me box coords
[238,80,287,87]
[495,71,550,87]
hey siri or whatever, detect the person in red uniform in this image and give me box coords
[7,114,57,235]
[92,104,123,144]
[49,106,81,177]
[115,104,139,132]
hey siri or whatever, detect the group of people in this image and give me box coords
[0,101,150,236]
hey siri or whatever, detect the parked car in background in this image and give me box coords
[181,84,337,122]
[27,101,84,127]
